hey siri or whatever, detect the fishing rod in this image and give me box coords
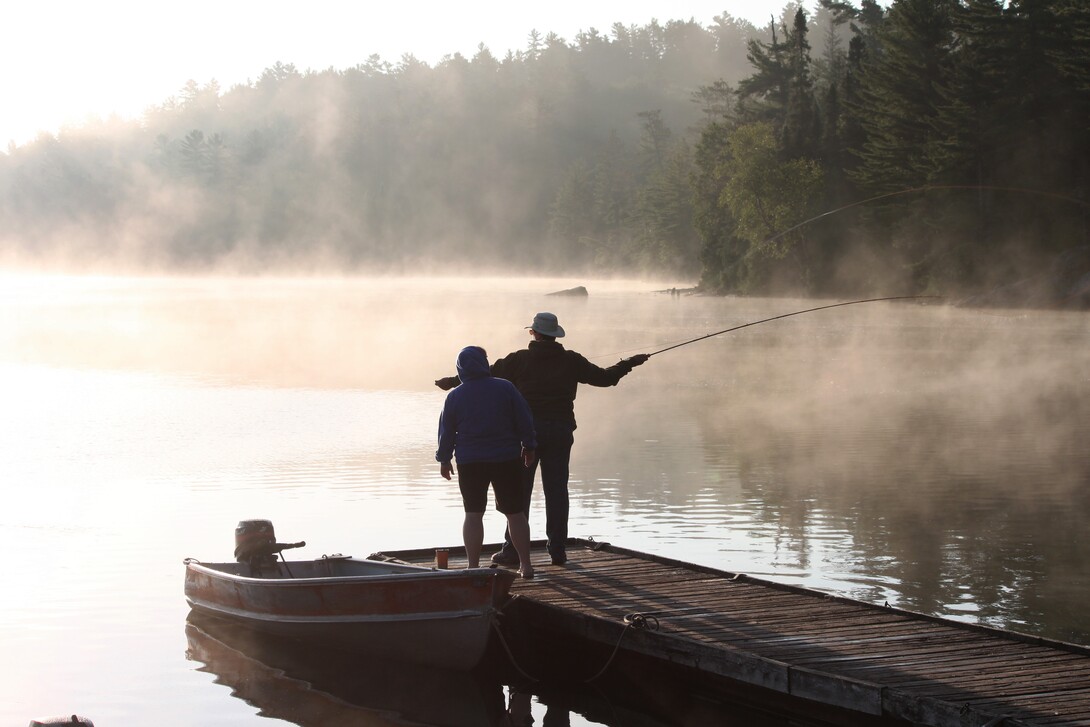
[647,295,940,357]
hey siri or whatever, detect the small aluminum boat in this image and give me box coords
[184,520,516,670]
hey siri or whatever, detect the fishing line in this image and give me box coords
[646,295,941,358]
[589,184,1074,360]
[764,184,1089,247]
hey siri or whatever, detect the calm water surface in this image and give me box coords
[1,274,1088,725]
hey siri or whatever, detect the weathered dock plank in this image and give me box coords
[376,539,1090,726]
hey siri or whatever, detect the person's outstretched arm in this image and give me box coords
[575,352,650,387]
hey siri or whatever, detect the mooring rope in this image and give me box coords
[492,604,661,684]
[584,612,660,683]
[491,604,540,683]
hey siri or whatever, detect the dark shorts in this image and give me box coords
[457,459,524,514]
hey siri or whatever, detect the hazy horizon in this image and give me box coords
[1,0,844,147]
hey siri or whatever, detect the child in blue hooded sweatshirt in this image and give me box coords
[437,346,537,578]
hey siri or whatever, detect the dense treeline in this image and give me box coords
[695,0,1090,299]
[1,1,1089,301]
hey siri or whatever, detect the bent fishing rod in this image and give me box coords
[646,295,940,358]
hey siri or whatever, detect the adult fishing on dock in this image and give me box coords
[435,312,650,568]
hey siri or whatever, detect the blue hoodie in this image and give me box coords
[436,346,536,465]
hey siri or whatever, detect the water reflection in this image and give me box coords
[184,611,819,727]
[185,613,508,726]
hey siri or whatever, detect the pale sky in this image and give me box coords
[2,1,814,148]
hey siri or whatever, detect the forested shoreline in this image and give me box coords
[2,0,1088,303]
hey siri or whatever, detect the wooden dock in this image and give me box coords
[378,538,1090,727]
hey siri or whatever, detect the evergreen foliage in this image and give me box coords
[696,0,1090,299]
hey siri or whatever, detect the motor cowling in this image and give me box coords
[234,519,277,564]
[234,519,306,572]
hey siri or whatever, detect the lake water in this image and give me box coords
[2,274,1088,725]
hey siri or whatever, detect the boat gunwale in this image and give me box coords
[185,559,512,589]
[185,597,495,624]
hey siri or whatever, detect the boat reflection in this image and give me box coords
[185,611,824,726]
[185,611,508,726]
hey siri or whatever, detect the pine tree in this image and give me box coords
[782,9,820,159]
[851,0,957,195]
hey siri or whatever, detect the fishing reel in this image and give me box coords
[234,519,305,572]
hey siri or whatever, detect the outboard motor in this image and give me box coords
[234,519,305,574]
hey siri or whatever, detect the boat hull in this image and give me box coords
[184,556,515,670]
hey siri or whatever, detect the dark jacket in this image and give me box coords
[439,340,636,428]
[436,346,537,465]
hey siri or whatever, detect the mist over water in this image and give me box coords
[1,274,1088,725]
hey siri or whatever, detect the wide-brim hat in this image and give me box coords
[527,311,565,338]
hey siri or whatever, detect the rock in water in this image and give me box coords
[546,286,588,296]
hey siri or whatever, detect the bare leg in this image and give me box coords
[463,512,484,568]
[505,511,533,579]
